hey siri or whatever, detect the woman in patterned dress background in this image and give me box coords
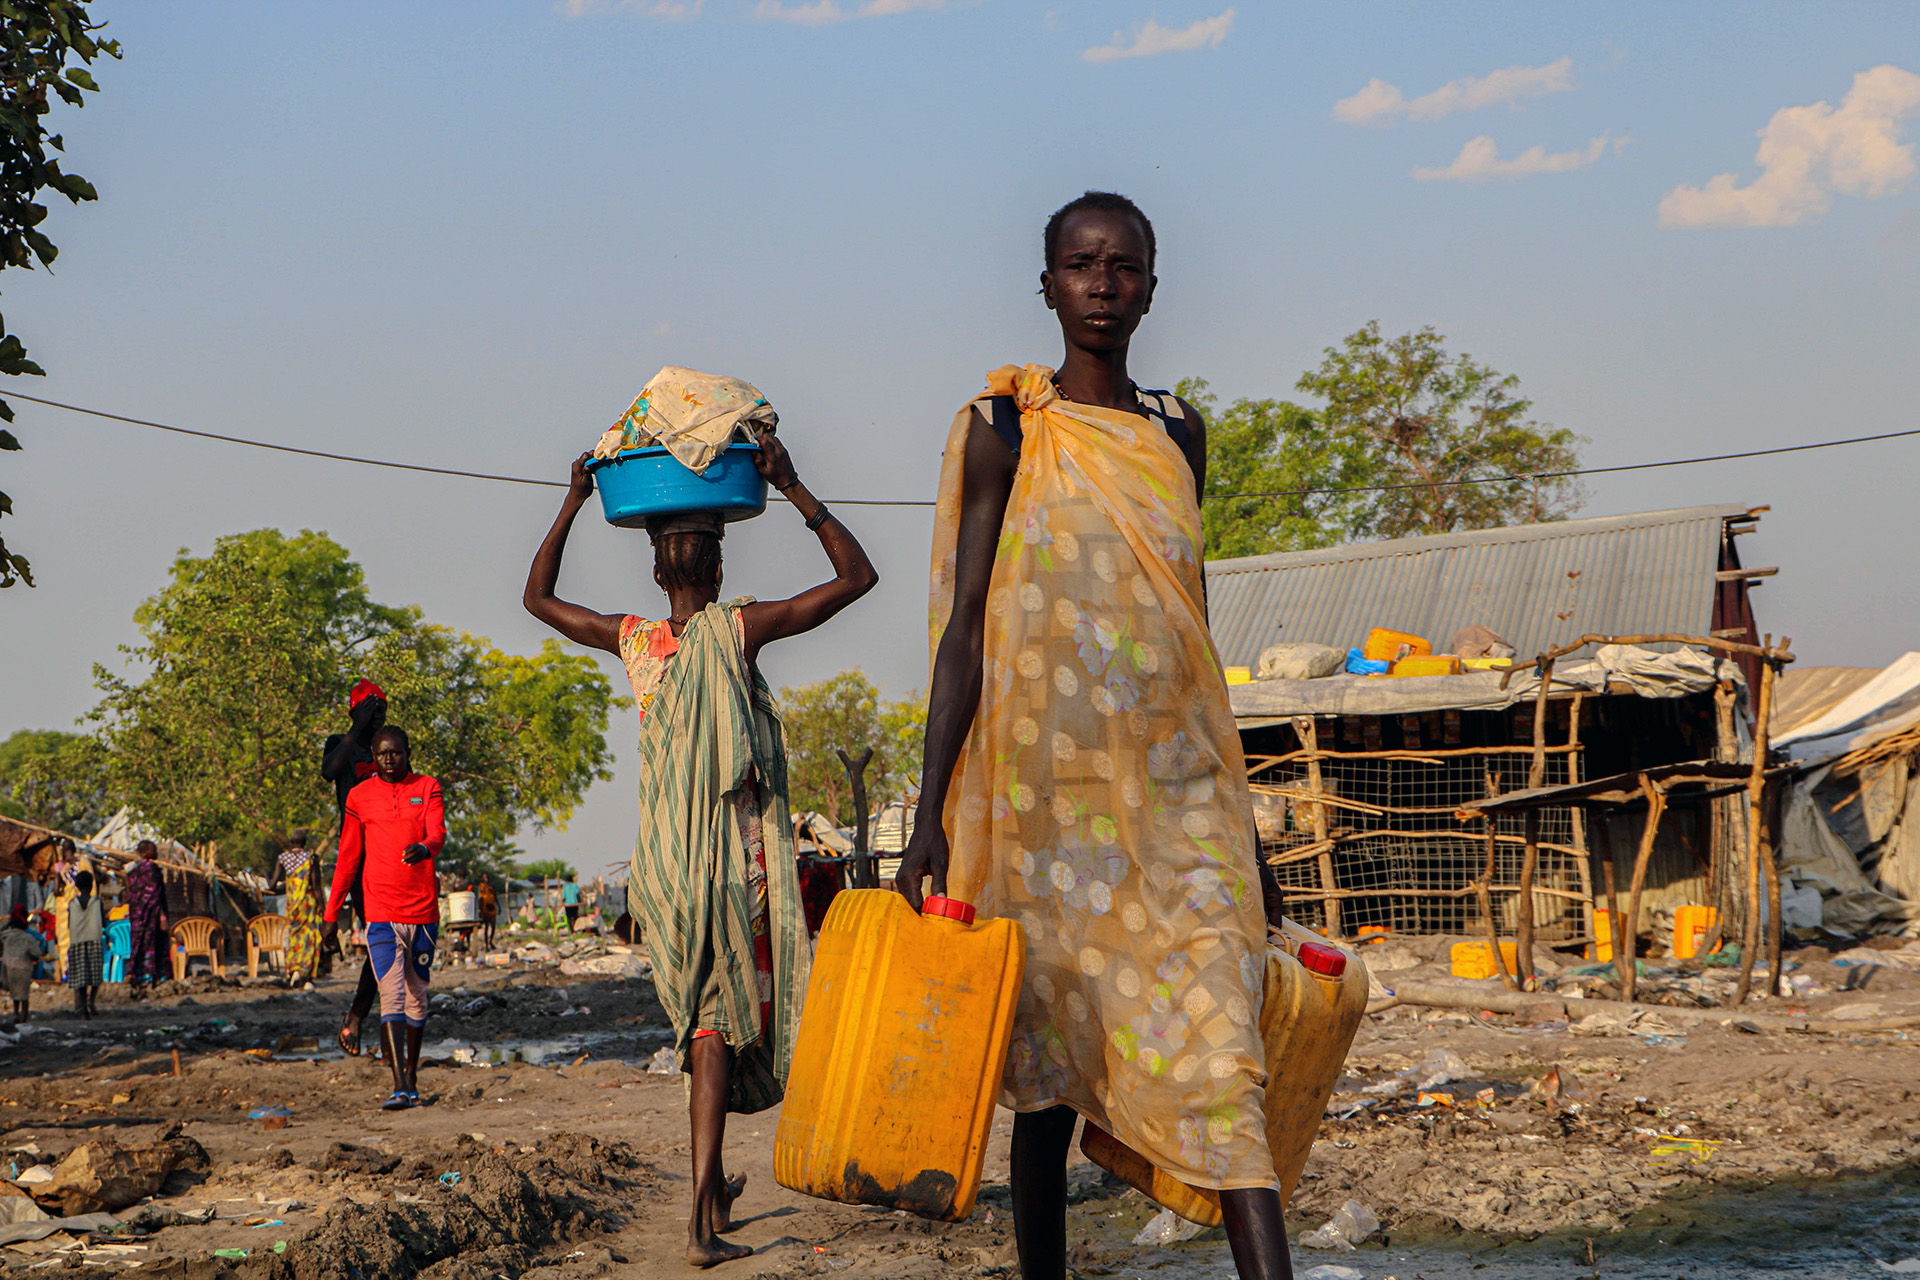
[524,425,876,1267]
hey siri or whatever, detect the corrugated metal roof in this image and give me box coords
[1204,504,1752,668]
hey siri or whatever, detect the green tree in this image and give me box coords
[778,671,925,824]
[1294,322,1586,539]
[0,727,110,831]
[1179,377,1370,559]
[0,3,121,587]
[1195,324,1586,556]
[81,528,617,875]
[518,858,575,883]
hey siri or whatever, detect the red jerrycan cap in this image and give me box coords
[921,896,976,926]
[1296,940,1348,977]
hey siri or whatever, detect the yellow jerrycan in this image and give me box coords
[774,890,1024,1222]
[1081,918,1369,1224]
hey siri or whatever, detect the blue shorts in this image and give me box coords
[367,922,437,1026]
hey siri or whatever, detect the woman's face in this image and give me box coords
[1042,208,1155,353]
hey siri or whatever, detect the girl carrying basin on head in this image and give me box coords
[524,427,877,1268]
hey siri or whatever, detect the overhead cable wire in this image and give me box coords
[10,387,1920,508]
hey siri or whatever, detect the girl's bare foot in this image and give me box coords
[685,1233,751,1269]
[707,1173,747,1235]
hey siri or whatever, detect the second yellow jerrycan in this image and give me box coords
[774,889,1024,1222]
[1081,918,1370,1224]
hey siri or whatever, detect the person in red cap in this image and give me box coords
[322,678,386,1054]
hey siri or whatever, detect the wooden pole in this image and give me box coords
[1515,658,1554,988]
[1478,816,1516,991]
[1760,776,1785,997]
[1709,679,1740,956]
[1735,650,1778,1006]
[837,746,876,889]
[1621,776,1668,1004]
[1294,717,1340,938]
[1567,694,1594,946]
[1598,820,1626,993]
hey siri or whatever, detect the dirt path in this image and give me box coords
[3,939,1918,1277]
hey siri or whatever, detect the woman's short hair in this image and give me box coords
[1044,191,1157,273]
[655,531,722,592]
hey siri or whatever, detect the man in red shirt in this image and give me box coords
[323,726,444,1110]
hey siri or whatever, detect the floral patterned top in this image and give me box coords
[618,611,748,730]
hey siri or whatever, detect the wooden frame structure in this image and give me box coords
[1248,632,1793,1002]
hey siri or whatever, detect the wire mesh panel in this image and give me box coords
[1252,732,1590,941]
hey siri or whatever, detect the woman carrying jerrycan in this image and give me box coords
[895,192,1297,1280]
[525,398,877,1268]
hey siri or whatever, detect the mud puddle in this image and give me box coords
[1114,1165,1920,1279]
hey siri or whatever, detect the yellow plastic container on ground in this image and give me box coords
[1450,939,1518,979]
[1080,919,1369,1224]
[1390,655,1464,678]
[1224,665,1252,685]
[1671,904,1719,959]
[1461,657,1513,670]
[1363,627,1431,664]
[773,890,1023,1222]
[1591,909,1613,963]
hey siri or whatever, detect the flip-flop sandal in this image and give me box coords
[380,1091,414,1112]
[401,1090,423,1107]
[339,1011,361,1057]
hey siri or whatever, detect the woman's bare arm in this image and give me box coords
[739,430,878,663]
[523,452,624,657]
[892,413,1016,910]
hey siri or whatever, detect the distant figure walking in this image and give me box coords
[122,841,169,988]
[3,904,49,1023]
[475,875,498,951]
[275,830,322,985]
[524,427,875,1267]
[323,727,445,1110]
[66,870,104,1019]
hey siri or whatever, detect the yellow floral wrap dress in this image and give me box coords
[928,364,1277,1190]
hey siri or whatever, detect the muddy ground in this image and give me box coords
[3,934,1918,1277]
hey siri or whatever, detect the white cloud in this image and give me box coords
[1414,132,1617,181]
[558,0,701,17]
[1082,8,1233,63]
[1334,57,1574,125]
[1659,64,1920,228]
[755,0,946,23]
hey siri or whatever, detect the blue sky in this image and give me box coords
[5,2,1917,870]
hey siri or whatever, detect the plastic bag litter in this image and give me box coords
[1298,1200,1379,1251]
[1362,1048,1467,1095]
[1132,1207,1208,1245]
[1301,1267,1367,1280]
[593,366,778,475]
[1875,1260,1920,1273]
[645,1047,679,1075]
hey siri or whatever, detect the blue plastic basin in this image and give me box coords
[586,443,768,529]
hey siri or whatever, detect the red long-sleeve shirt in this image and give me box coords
[325,772,445,925]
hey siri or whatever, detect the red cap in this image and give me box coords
[349,679,386,709]
[921,896,976,926]
[1297,940,1348,977]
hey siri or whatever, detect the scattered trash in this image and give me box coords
[1133,1206,1209,1245]
[1415,1091,1454,1108]
[248,1219,284,1229]
[1299,1200,1379,1251]
[1301,1267,1367,1280]
[13,1165,53,1185]
[645,1047,679,1075]
[274,1240,289,1253]
[438,1172,463,1187]
[1363,1048,1467,1095]
[214,1248,250,1259]
[1828,1002,1885,1021]
[1875,1260,1920,1273]
[248,1105,292,1130]
[1649,1135,1722,1164]
[26,1135,210,1215]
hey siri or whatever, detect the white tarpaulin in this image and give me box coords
[1774,652,1920,937]
[1230,644,1741,725]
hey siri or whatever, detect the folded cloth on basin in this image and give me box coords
[593,366,778,474]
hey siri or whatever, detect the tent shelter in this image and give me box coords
[1773,653,1920,937]
[1205,504,1775,952]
